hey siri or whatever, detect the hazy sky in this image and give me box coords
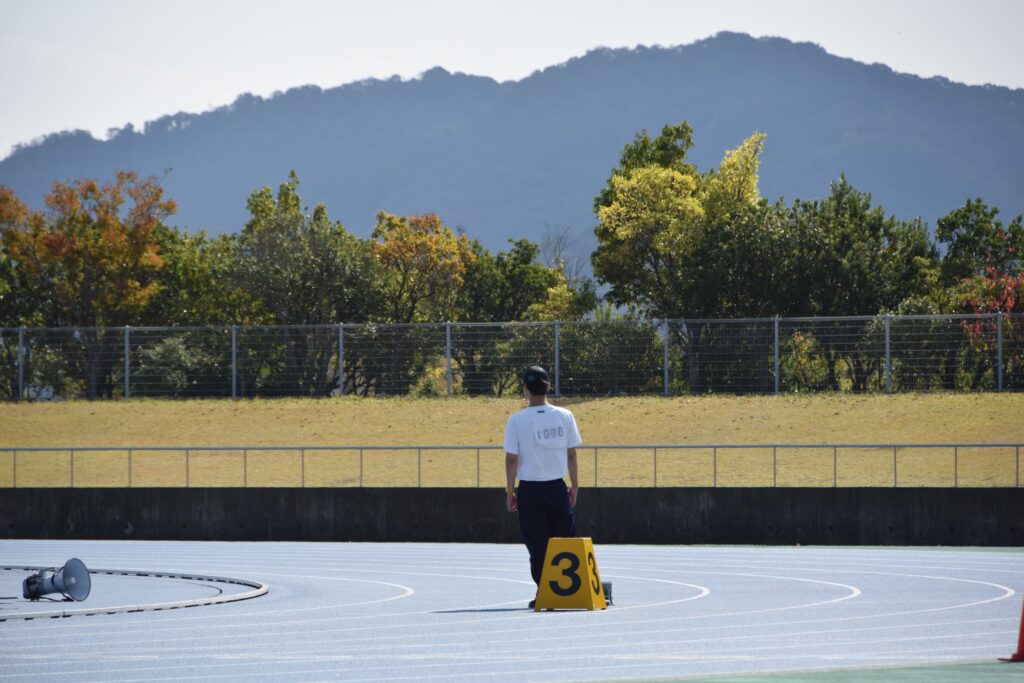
[2,0,1021,159]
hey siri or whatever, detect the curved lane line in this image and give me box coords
[0,566,266,622]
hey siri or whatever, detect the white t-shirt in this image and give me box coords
[504,403,582,481]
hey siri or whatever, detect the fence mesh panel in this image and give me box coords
[778,318,885,392]
[20,328,126,399]
[0,329,18,400]
[888,316,995,391]
[5,314,1022,399]
[671,320,776,394]
[130,327,232,398]
[237,325,340,398]
[560,320,662,395]
[450,323,553,397]
[343,323,446,396]
[1007,314,1024,391]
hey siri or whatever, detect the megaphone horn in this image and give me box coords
[22,558,91,602]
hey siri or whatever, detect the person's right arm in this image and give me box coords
[505,452,519,512]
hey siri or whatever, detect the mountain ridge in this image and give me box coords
[2,32,1021,260]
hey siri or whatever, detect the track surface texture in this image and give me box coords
[0,541,1022,682]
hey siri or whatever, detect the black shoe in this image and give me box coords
[528,599,536,609]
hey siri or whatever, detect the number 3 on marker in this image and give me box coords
[548,551,582,596]
[588,551,601,594]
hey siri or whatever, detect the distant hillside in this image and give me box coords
[2,32,1022,262]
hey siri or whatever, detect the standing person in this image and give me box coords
[504,365,581,606]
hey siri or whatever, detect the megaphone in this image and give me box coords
[22,558,91,602]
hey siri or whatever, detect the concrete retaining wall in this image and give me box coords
[2,488,1021,545]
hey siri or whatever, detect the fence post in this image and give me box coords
[997,312,1004,392]
[124,326,131,399]
[554,321,561,398]
[954,446,958,487]
[884,315,892,393]
[893,445,898,487]
[338,323,345,397]
[653,447,658,487]
[663,320,670,396]
[445,322,452,397]
[231,325,238,400]
[773,316,780,395]
[17,326,25,401]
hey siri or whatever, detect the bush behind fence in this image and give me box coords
[2,314,1022,400]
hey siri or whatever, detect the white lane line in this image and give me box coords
[0,572,542,645]
[0,573,707,666]
[0,567,859,650]
[3,571,854,657]
[0,568,535,640]
[2,540,1015,679]
[0,561,1001,650]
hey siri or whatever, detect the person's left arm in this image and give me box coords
[566,410,582,507]
[504,416,519,512]
[567,447,578,507]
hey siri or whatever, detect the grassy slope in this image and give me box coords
[2,394,1021,447]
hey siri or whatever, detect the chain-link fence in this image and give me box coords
[2,314,1022,400]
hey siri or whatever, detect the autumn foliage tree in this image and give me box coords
[372,211,475,323]
[1,172,174,328]
[0,172,175,397]
[939,199,1024,386]
[365,211,474,393]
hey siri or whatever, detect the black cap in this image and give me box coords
[523,366,551,394]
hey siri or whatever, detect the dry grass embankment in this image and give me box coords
[1,394,1021,488]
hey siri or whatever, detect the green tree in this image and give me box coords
[592,122,946,393]
[449,239,557,394]
[148,227,262,326]
[936,199,1024,286]
[131,228,260,398]
[237,172,380,325]
[784,178,938,391]
[232,173,382,396]
[456,239,558,323]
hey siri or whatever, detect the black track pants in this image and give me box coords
[517,479,576,585]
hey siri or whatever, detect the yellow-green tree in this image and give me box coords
[593,166,703,317]
[593,129,767,318]
[700,132,767,225]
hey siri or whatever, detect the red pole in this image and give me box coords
[1001,593,1024,662]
